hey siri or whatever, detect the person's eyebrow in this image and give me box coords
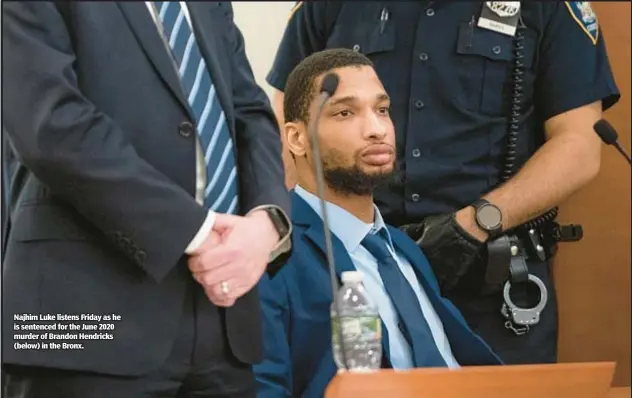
[327,95,359,107]
[327,93,390,107]
[376,93,390,102]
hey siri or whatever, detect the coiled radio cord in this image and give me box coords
[503,24,559,231]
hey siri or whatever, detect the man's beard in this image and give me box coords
[321,150,399,196]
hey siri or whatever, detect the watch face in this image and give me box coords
[477,204,502,230]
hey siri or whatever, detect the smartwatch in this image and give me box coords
[263,206,291,240]
[260,206,292,277]
[472,199,503,237]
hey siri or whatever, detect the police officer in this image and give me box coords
[267,1,620,364]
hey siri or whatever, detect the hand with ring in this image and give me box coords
[220,281,230,295]
[199,280,232,307]
[188,210,280,307]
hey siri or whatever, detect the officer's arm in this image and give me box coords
[457,2,620,239]
[253,273,293,398]
[267,1,337,188]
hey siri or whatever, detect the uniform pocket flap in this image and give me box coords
[457,22,515,63]
[327,20,395,56]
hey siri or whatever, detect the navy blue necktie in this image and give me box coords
[361,231,447,367]
[156,2,238,213]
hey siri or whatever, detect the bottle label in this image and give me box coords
[332,316,381,344]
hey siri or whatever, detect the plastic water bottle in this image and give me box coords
[331,271,382,372]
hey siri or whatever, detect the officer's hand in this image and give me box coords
[454,206,488,243]
[401,213,484,292]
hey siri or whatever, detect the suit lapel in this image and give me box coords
[117,2,193,120]
[186,2,236,138]
[292,192,356,279]
[304,222,356,279]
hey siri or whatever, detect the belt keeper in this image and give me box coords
[483,235,512,293]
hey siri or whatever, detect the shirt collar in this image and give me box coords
[294,185,393,252]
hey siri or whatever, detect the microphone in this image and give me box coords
[307,73,349,370]
[594,119,631,166]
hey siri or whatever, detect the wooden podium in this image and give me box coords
[325,362,621,398]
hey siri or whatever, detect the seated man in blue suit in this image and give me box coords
[254,48,502,398]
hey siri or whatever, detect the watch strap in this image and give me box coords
[472,198,491,211]
[246,205,293,277]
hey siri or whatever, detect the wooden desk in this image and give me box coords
[325,363,621,398]
[608,387,631,398]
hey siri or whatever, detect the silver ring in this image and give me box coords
[220,281,230,295]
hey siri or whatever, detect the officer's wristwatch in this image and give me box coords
[471,199,503,238]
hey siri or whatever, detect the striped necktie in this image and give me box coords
[156,1,238,214]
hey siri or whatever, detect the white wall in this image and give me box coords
[233,2,295,100]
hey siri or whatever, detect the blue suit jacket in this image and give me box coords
[255,192,501,398]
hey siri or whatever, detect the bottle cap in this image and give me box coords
[341,271,363,284]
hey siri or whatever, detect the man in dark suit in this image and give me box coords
[2,132,21,258]
[2,2,292,397]
[253,48,502,398]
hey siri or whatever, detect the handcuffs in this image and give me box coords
[485,231,548,336]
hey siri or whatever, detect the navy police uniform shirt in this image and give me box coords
[267,1,620,227]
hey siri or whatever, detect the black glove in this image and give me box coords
[401,213,485,292]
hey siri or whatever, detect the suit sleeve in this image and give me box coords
[266,1,339,92]
[535,2,620,121]
[253,273,293,398]
[221,3,290,215]
[1,2,207,282]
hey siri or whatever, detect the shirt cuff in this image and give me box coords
[185,210,216,255]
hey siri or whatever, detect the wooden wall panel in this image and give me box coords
[554,1,631,387]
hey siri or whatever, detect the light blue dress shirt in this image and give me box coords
[294,185,459,369]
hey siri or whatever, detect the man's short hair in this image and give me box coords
[283,48,374,124]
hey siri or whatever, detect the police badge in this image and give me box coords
[565,2,599,44]
[478,2,521,36]
[486,2,521,18]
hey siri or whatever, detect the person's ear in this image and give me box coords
[285,122,308,157]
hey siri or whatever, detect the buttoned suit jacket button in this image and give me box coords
[179,121,194,137]
[134,250,147,265]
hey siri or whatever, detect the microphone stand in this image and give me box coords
[308,89,349,371]
[612,143,632,166]
[594,119,632,166]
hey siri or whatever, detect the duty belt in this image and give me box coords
[484,223,583,336]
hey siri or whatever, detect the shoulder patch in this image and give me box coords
[565,2,599,44]
[288,1,304,22]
